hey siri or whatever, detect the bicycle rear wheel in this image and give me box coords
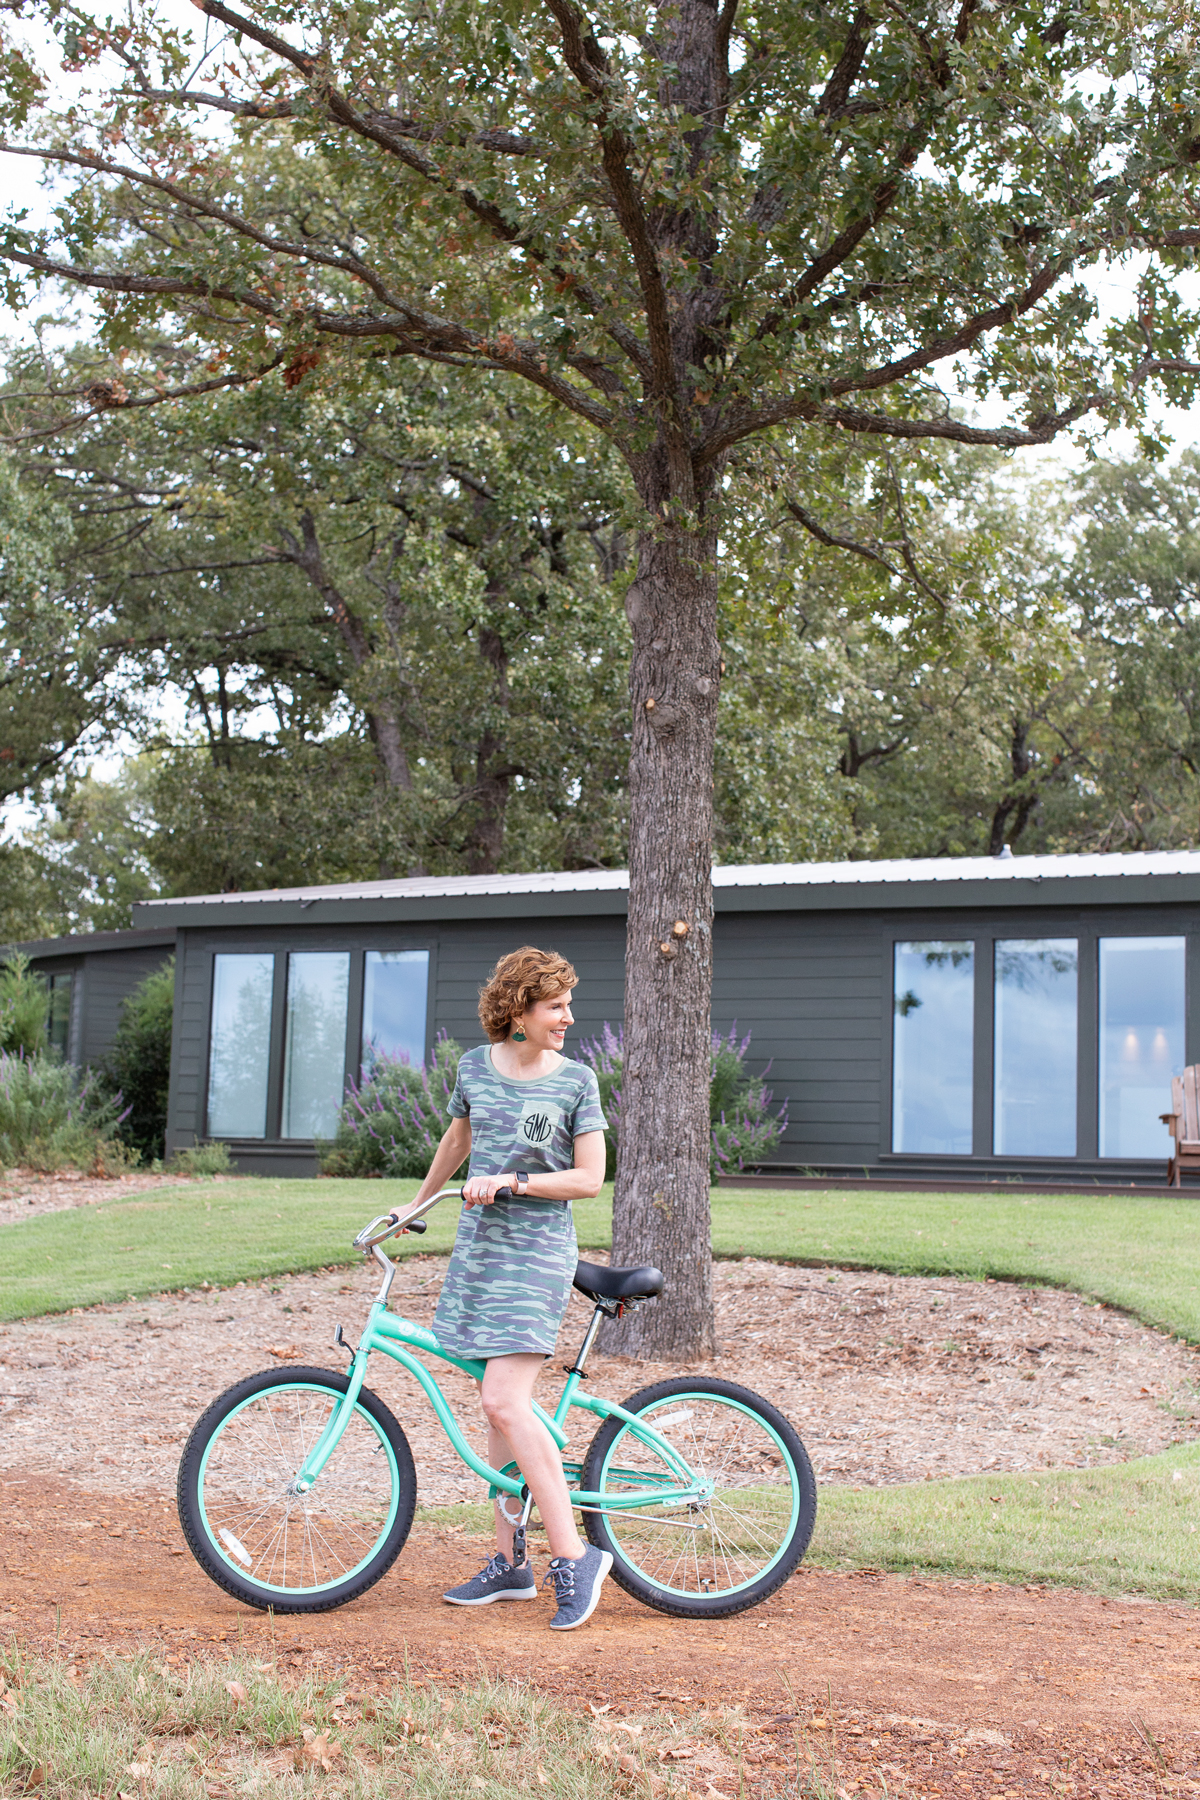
[579,1377,815,1618]
[177,1366,416,1613]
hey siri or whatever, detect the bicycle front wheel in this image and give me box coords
[177,1366,416,1614]
[580,1377,815,1618]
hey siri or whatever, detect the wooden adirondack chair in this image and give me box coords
[1161,1067,1200,1186]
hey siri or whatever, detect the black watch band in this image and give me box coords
[515,1168,530,1195]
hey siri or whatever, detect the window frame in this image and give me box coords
[200,937,436,1145]
[883,920,1200,1164]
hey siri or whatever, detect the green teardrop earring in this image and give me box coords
[511,1027,527,1042]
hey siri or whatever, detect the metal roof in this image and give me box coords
[128,847,1200,928]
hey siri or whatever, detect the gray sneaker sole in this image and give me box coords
[548,1550,614,1631]
[442,1583,539,1607]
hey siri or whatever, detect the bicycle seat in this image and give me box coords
[573,1258,665,1302]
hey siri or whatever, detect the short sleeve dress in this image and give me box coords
[430,1045,608,1359]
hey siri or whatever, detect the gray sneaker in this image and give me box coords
[443,1552,538,1606]
[544,1545,614,1630]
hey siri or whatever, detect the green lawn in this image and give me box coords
[6,1179,1200,1340]
[0,1178,438,1320]
[809,1438,1200,1601]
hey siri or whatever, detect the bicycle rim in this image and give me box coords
[591,1390,803,1601]
[196,1380,401,1598]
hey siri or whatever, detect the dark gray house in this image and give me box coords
[17,925,176,1066]
[105,849,1200,1184]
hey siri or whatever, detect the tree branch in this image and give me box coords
[783,497,901,575]
[543,0,677,408]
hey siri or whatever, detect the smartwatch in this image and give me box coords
[515,1169,530,1196]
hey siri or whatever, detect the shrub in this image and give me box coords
[0,952,49,1057]
[102,959,174,1163]
[575,1021,624,1182]
[0,1051,126,1172]
[169,1138,233,1177]
[577,1022,788,1182]
[320,1035,465,1180]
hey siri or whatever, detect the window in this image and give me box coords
[892,941,975,1154]
[281,952,350,1139]
[207,954,274,1138]
[993,940,1077,1156]
[362,950,430,1073]
[46,972,73,1058]
[1099,937,1185,1157]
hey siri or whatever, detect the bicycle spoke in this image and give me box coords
[597,1394,801,1598]
[199,1382,397,1594]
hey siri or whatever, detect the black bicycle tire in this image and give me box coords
[177,1365,416,1614]
[580,1375,816,1619]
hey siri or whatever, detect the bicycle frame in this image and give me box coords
[289,1203,713,1518]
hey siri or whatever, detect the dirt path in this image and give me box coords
[3,1471,1200,1797]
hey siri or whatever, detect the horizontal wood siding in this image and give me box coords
[432,918,627,1056]
[713,910,883,1164]
[166,929,212,1152]
[74,946,173,1069]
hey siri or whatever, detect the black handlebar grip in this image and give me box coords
[457,1185,515,1202]
[386,1211,427,1235]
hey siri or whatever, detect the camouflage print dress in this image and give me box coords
[431,1045,607,1359]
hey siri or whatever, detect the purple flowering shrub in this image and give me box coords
[320,1034,465,1180]
[577,1022,787,1182]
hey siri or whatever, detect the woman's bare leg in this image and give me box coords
[480,1355,586,1563]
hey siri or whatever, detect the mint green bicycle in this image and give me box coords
[177,1187,816,1620]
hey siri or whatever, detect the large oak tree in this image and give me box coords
[2,0,1199,1351]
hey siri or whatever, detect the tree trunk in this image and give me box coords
[465,622,513,875]
[285,511,414,793]
[605,511,721,1360]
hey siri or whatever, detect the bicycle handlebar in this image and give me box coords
[352,1184,514,1253]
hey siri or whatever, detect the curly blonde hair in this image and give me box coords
[478,946,578,1043]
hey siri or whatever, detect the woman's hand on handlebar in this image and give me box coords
[461,1174,515,1208]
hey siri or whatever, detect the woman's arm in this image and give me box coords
[461,1129,607,1206]
[393,1116,473,1226]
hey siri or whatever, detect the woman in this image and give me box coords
[395,946,610,1631]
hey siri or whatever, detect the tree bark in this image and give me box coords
[605,509,721,1359]
[465,622,514,875]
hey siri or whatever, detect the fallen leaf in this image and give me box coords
[265,1344,302,1360]
[588,1701,613,1717]
[125,1764,152,1779]
[536,1767,549,1786]
[23,1765,45,1788]
[298,1731,342,1773]
[224,1679,247,1703]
